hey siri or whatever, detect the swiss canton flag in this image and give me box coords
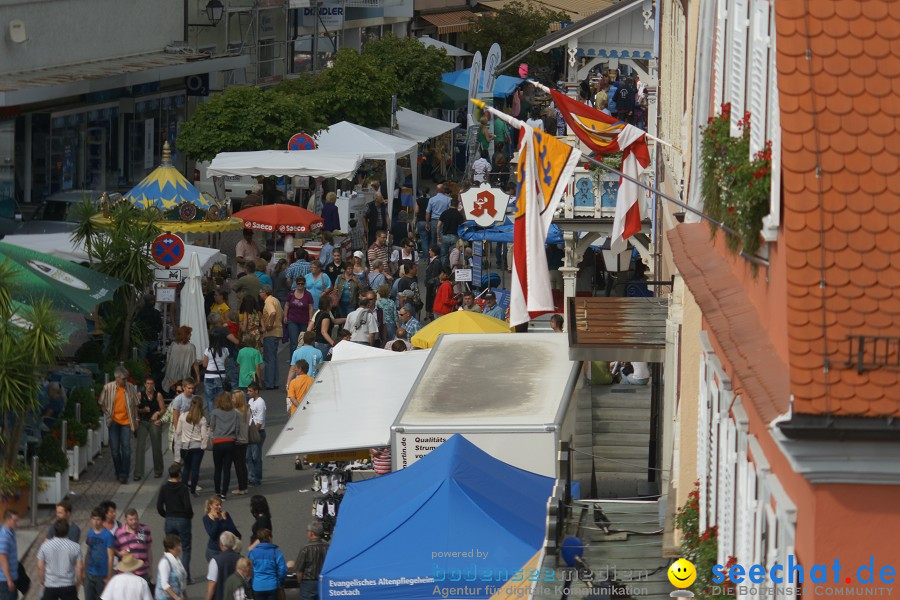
[550,90,651,253]
[510,125,581,327]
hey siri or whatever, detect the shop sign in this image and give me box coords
[301,3,344,28]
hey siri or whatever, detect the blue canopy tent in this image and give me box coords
[320,434,554,599]
[458,219,564,244]
[441,68,523,98]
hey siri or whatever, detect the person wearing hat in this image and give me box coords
[100,553,152,600]
[482,291,505,321]
[351,251,368,287]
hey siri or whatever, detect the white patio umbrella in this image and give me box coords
[180,252,209,362]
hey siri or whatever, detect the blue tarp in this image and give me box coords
[458,219,564,244]
[320,434,554,599]
[441,68,523,98]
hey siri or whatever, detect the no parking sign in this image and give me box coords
[151,233,185,268]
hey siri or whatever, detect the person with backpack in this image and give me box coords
[345,292,378,346]
[203,326,231,414]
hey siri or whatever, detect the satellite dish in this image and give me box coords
[9,19,26,44]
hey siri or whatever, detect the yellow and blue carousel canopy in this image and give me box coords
[124,142,212,212]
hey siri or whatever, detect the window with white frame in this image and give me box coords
[716,0,781,238]
[696,340,802,599]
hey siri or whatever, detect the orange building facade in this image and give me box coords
[660,0,900,597]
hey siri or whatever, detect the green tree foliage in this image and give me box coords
[71,203,160,359]
[177,86,325,161]
[0,261,62,467]
[312,48,398,128]
[362,34,455,114]
[462,0,570,70]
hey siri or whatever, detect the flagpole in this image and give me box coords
[469,98,753,257]
[527,79,675,149]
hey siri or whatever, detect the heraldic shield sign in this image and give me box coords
[460,183,512,227]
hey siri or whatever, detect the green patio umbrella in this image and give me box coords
[9,300,82,342]
[0,242,124,314]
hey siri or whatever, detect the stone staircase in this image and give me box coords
[588,382,655,498]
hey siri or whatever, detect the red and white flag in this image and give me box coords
[510,125,581,327]
[549,90,651,253]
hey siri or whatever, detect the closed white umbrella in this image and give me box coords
[180,252,208,362]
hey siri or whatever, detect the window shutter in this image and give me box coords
[708,384,719,528]
[718,419,736,564]
[748,0,771,155]
[728,0,749,136]
[697,360,709,532]
[714,0,728,106]
[762,7,781,240]
[738,462,760,598]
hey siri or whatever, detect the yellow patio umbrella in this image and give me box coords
[410,310,511,349]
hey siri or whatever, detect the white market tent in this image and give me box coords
[314,121,418,214]
[378,108,458,144]
[267,350,430,457]
[2,233,225,274]
[418,35,472,57]
[330,339,394,362]
[205,149,363,181]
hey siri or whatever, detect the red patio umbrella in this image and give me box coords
[233,204,324,234]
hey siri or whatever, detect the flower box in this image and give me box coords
[67,445,88,481]
[88,428,102,461]
[37,472,69,505]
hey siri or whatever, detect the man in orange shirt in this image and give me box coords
[99,366,139,484]
[286,359,314,417]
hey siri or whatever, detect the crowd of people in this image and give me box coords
[0,486,329,599]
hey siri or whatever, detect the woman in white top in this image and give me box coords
[155,535,187,600]
[176,396,208,495]
[203,329,230,414]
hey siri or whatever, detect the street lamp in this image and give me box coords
[188,0,224,27]
[205,0,224,25]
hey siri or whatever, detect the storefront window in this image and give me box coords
[46,106,119,195]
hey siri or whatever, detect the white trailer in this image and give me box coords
[391,333,580,477]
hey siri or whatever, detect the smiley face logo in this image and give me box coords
[668,558,697,588]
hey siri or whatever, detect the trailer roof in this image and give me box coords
[396,333,577,427]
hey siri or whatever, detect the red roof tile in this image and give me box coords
[668,225,790,424]
[776,0,900,417]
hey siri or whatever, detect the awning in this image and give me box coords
[0,51,249,107]
[266,350,431,457]
[206,150,363,181]
[377,107,458,144]
[420,10,479,34]
[567,296,667,362]
[417,35,472,57]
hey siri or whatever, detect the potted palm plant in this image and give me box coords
[0,258,63,509]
